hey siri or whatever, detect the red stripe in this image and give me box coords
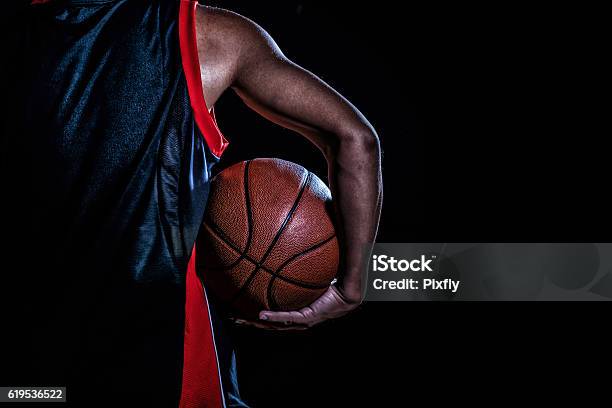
[180,246,224,408]
[179,2,225,405]
[178,0,229,158]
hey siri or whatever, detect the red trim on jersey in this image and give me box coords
[178,0,229,158]
[180,246,224,408]
[179,1,226,406]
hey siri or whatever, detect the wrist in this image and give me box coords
[334,282,363,304]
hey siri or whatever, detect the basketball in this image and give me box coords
[197,158,339,319]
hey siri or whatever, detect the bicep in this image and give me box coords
[231,23,373,149]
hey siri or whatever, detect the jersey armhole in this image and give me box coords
[179,0,229,158]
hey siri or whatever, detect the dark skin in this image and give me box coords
[196,6,382,329]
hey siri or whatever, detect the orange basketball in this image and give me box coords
[197,158,339,319]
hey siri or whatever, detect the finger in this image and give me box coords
[231,318,270,328]
[231,317,308,331]
[245,322,308,331]
[259,309,314,326]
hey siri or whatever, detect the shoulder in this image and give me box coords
[196,6,261,38]
[195,5,285,68]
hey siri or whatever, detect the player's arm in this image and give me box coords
[202,8,382,327]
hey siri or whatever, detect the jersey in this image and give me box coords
[1,1,240,406]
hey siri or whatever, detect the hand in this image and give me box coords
[232,285,361,331]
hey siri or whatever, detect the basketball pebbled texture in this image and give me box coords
[197,158,339,318]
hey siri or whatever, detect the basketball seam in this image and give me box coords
[243,160,254,258]
[201,160,254,272]
[231,170,312,308]
[202,220,333,291]
[267,234,337,310]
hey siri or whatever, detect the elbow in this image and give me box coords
[359,127,381,156]
[327,126,380,158]
[335,125,380,158]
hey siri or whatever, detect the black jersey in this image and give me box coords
[0,1,235,406]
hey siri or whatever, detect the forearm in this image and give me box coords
[326,128,382,303]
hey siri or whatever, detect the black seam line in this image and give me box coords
[231,170,312,307]
[267,234,336,310]
[202,219,334,290]
[244,160,254,259]
[203,160,254,272]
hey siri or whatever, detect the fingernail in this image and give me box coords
[260,314,268,321]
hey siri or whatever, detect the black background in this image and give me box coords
[203,2,608,406]
[1,1,609,406]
